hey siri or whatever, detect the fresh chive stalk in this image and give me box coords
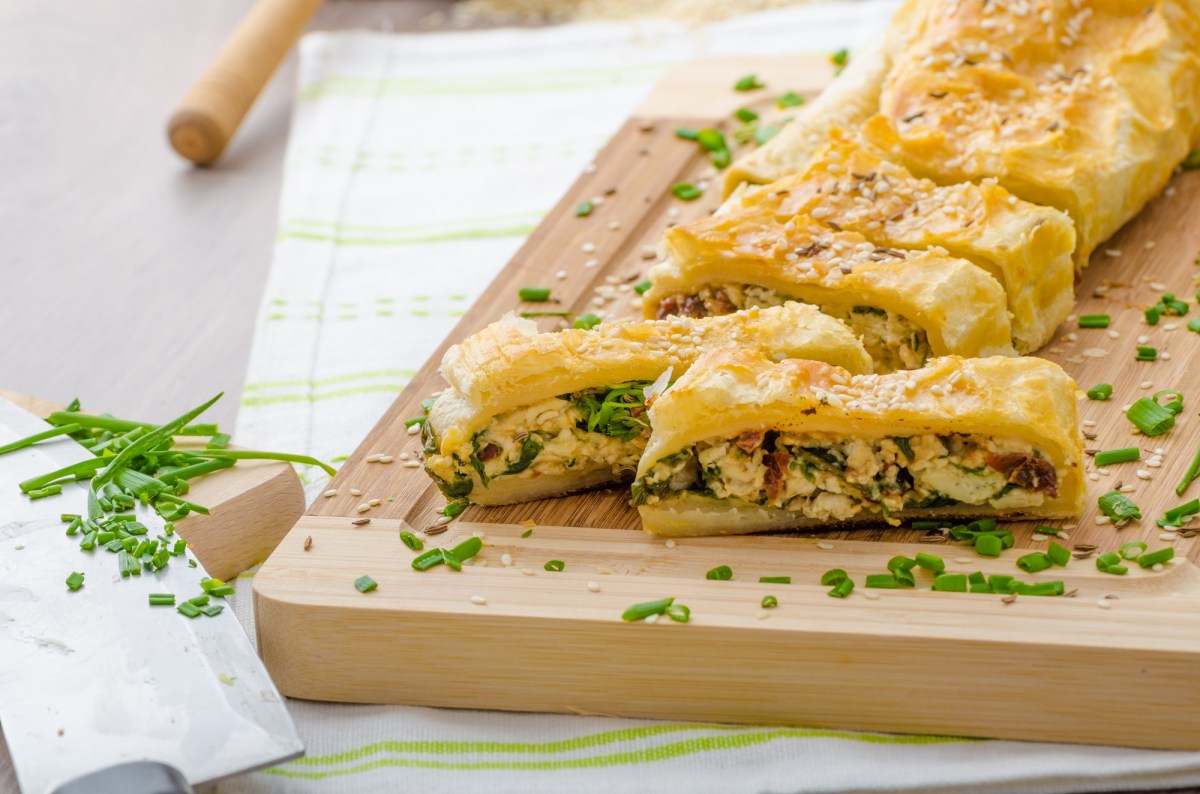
[354,575,378,593]
[65,571,85,592]
[573,313,602,330]
[1138,547,1174,568]
[544,560,565,572]
[1126,398,1175,436]
[706,565,733,581]
[758,576,791,584]
[1077,314,1110,328]
[671,183,702,201]
[518,287,552,302]
[761,595,778,608]
[1086,383,1113,401]
[1098,490,1142,523]
[1093,447,1140,466]
[622,597,675,621]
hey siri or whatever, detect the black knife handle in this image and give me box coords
[50,761,193,794]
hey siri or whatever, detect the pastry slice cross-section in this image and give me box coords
[634,350,1084,537]
[723,129,1076,353]
[645,212,1015,372]
[422,304,872,506]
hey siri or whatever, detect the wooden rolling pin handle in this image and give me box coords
[167,0,323,166]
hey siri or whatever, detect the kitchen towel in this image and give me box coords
[228,4,1200,792]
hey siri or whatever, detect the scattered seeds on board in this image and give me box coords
[501,553,513,567]
[816,541,834,550]
[862,590,880,601]
[644,614,660,624]
[303,536,313,551]
[369,498,382,507]
[355,503,371,514]
[350,488,363,497]
[402,461,421,468]
[587,581,601,592]
[323,489,338,498]
[470,595,487,606]
[407,424,421,435]
[424,524,450,536]
[434,515,453,526]
[1097,599,1112,610]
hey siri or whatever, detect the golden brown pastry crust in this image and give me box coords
[648,212,1015,364]
[427,303,868,474]
[862,0,1200,267]
[636,350,1085,535]
[723,129,1075,353]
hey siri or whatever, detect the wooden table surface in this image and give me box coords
[0,1,1195,792]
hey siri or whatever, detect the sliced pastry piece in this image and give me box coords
[860,0,1200,266]
[422,304,872,506]
[634,350,1084,537]
[645,212,1015,372]
[722,129,1075,353]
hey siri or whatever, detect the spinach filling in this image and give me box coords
[561,381,652,442]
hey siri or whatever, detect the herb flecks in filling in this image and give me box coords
[633,432,1058,523]
[427,382,653,499]
[655,284,930,372]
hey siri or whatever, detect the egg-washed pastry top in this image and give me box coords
[633,350,1085,537]
[645,210,1015,373]
[422,304,871,505]
[723,129,1076,353]
[861,0,1200,267]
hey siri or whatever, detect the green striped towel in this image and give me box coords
[228,5,1200,792]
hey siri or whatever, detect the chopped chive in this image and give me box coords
[733,74,765,91]
[544,560,565,572]
[148,594,176,606]
[520,529,533,538]
[1046,542,1071,567]
[709,148,732,169]
[354,575,378,593]
[1016,552,1053,573]
[1188,317,1200,334]
[622,597,674,621]
[206,432,232,450]
[1119,541,1147,560]
[1154,390,1183,414]
[400,530,424,551]
[865,574,899,589]
[974,533,1003,558]
[911,520,952,530]
[665,603,691,623]
[451,537,483,564]
[633,280,653,295]
[65,571,85,592]
[1099,490,1142,523]
[1011,580,1065,597]
[914,552,944,572]
[761,595,778,608]
[1135,345,1158,361]
[777,91,805,108]
[1086,383,1113,401]
[705,565,733,581]
[671,182,702,201]
[1176,444,1200,496]
[1160,498,1200,526]
[411,548,445,571]
[819,568,849,586]
[575,200,593,217]
[177,601,202,618]
[1093,447,1140,466]
[1096,552,1128,575]
[826,578,854,598]
[573,312,602,330]
[1126,397,1175,436]
[758,576,790,584]
[1145,306,1160,325]
[1138,547,1174,568]
[695,129,727,152]
[0,423,84,457]
[184,449,335,476]
[887,555,917,572]
[405,416,427,428]
[208,585,235,598]
[674,127,699,141]
[189,594,210,607]
[931,573,967,592]
[440,499,468,518]
[988,574,1014,594]
[202,605,225,617]
[892,567,915,588]
[831,48,849,67]
[518,287,551,302]
[1077,314,1110,328]
[519,311,571,318]
[734,107,759,123]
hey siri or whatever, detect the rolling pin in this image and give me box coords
[167,0,324,166]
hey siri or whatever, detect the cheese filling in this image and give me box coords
[633,431,1058,523]
[425,385,652,499]
[654,284,930,372]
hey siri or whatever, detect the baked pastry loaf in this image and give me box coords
[423,305,871,505]
[722,129,1076,353]
[634,350,1084,536]
[645,213,1015,372]
[860,0,1200,267]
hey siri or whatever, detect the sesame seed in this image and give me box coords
[608,221,621,231]
[368,498,381,507]
[350,488,363,496]
[1161,352,1172,360]
[862,590,880,600]
[402,460,421,468]
[1095,515,1112,525]
[365,454,383,463]
[1087,473,1099,481]
[1163,323,1178,331]
[584,163,596,173]
[1107,330,1120,339]
[555,270,567,280]
[470,595,487,605]
[1152,563,1165,572]
[1105,249,1122,257]
[522,568,536,576]
[1150,281,1167,291]
[407,424,421,435]
[587,581,601,592]
[1159,533,1177,542]
[1137,335,1150,344]
[501,553,513,567]
[1032,533,1049,541]
[323,489,338,498]
[1097,599,1112,610]
[757,612,771,620]
[665,539,676,548]
[954,557,973,564]
[1140,381,1154,389]
[816,541,834,550]
[356,503,371,513]
[1136,469,1152,480]
[581,242,596,253]
[1082,419,1097,427]
[644,614,660,624]
[1145,241,1157,250]
[584,258,599,268]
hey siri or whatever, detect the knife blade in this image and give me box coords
[0,397,303,794]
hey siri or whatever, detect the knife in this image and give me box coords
[0,397,303,794]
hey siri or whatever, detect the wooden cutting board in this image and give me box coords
[253,56,1200,750]
[0,388,305,580]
